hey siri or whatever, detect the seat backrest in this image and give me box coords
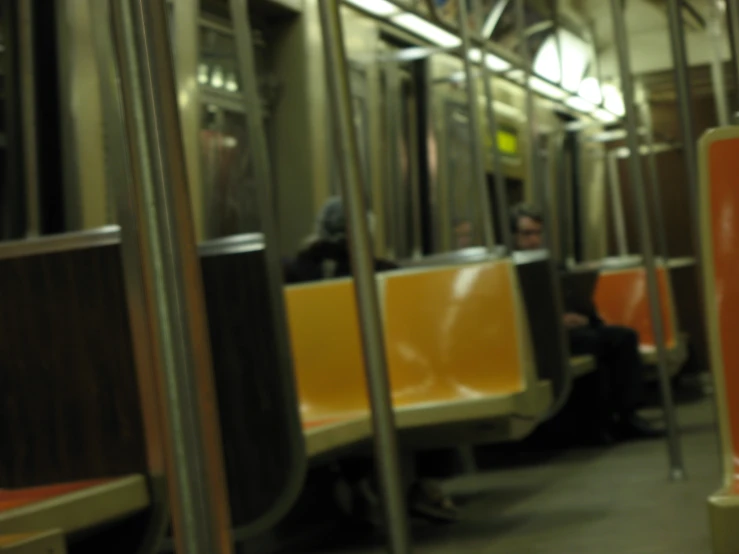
[593,265,677,348]
[0,230,147,488]
[199,234,306,531]
[284,279,370,421]
[699,127,739,494]
[380,258,531,402]
[513,250,570,402]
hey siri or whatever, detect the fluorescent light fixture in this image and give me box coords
[225,73,239,92]
[578,76,602,104]
[197,63,209,85]
[506,69,524,83]
[344,0,399,17]
[533,29,590,92]
[529,76,568,100]
[565,95,596,113]
[468,48,512,72]
[391,13,462,48]
[593,108,619,123]
[602,83,625,116]
[210,66,224,89]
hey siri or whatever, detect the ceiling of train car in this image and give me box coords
[577,0,731,78]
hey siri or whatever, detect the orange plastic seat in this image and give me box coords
[285,258,550,455]
[0,475,148,536]
[381,261,524,401]
[699,127,739,553]
[593,265,677,349]
[284,279,372,457]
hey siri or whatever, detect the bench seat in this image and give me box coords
[0,475,149,536]
[569,355,596,378]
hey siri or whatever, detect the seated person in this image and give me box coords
[284,196,459,524]
[510,203,662,441]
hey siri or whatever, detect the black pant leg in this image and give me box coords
[568,327,611,428]
[598,325,645,416]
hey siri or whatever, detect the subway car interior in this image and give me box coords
[2,0,739,552]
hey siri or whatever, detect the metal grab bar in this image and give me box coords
[457,0,496,251]
[473,0,513,253]
[609,0,685,481]
[318,1,412,552]
[110,1,235,551]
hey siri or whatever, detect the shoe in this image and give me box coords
[408,479,459,524]
[580,427,616,447]
[613,414,665,440]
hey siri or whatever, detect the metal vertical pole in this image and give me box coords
[639,103,669,259]
[727,0,739,113]
[609,0,685,481]
[110,1,235,552]
[473,0,512,252]
[18,0,40,237]
[515,0,543,210]
[666,0,701,258]
[607,150,629,257]
[708,0,730,126]
[318,2,412,552]
[458,0,496,251]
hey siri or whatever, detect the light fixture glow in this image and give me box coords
[344,0,399,17]
[593,108,619,123]
[565,95,596,113]
[391,13,462,48]
[197,63,209,85]
[529,76,568,100]
[225,73,239,92]
[210,66,224,89]
[578,76,602,104]
[533,29,589,92]
[602,83,625,116]
[468,48,512,72]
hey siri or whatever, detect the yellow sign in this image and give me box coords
[484,128,519,156]
[497,130,518,155]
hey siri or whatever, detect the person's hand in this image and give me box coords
[563,312,589,329]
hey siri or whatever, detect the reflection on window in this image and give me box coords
[200,106,260,238]
[444,102,479,250]
[199,26,241,93]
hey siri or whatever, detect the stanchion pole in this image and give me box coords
[609,0,685,481]
[473,0,512,252]
[458,0,496,251]
[318,1,412,552]
[110,1,235,551]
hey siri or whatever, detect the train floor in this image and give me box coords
[303,392,720,554]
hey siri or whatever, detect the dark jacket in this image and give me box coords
[283,239,397,284]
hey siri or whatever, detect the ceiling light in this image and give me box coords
[530,76,568,100]
[602,84,625,116]
[225,73,239,92]
[566,95,596,113]
[344,0,399,17]
[533,29,590,92]
[593,108,619,123]
[578,76,602,105]
[468,48,512,72]
[210,66,224,89]
[391,13,462,48]
[197,64,209,85]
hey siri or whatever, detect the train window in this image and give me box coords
[443,101,479,250]
[328,65,373,208]
[194,19,276,240]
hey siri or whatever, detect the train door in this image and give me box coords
[379,50,422,260]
